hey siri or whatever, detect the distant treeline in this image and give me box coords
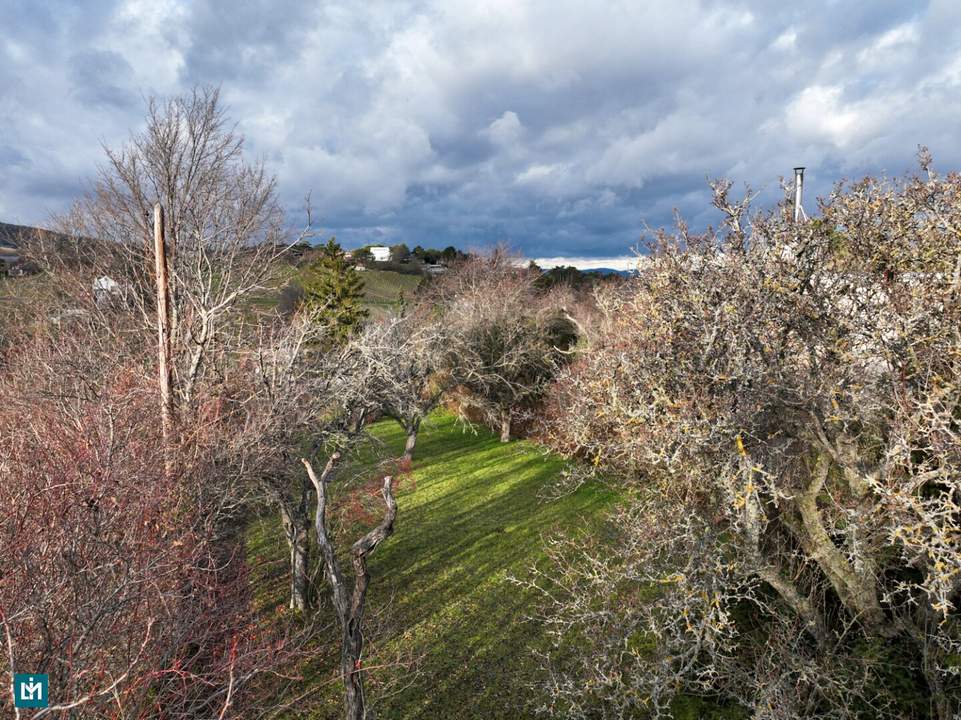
[353,243,467,267]
[528,262,627,291]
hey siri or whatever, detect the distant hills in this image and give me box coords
[2,220,638,281]
[0,222,30,249]
[0,221,60,247]
[0,222,29,271]
[581,267,633,277]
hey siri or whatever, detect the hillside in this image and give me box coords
[0,221,32,248]
[248,263,423,319]
[359,269,423,318]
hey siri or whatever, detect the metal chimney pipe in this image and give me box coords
[793,167,805,222]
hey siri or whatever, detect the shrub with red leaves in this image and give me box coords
[0,329,304,718]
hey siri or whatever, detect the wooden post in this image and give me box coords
[154,203,173,452]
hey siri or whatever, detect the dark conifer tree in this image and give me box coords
[301,238,368,343]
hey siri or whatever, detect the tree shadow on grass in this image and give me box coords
[245,411,619,719]
[358,413,618,718]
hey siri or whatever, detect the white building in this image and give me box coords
[370,246,391,262]
[93,275,121,305]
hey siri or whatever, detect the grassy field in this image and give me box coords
[245,412,620,719]
[247,265,423,319]
[358,269,423,318]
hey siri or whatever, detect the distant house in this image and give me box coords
[369,246,391,262]
[93,275,121,305]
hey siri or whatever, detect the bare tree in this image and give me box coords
[20,87,327,616]
[431,249,574,441]
[242,307,387,612]
[26,86,306,409]
[0,319,311,719]
[2,88,325,718]
[236,311,324,612]
[245,313,408,718]
[352,307,453,462]
[531,158,961,718]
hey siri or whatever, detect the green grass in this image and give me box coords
[245,412,619,718]
[358,269,423,319]
[246,265,423,320]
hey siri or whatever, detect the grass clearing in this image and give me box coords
[358,269,423,319]
[245,265,423,320]
[245,411,619,718]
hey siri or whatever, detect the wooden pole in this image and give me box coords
[154,203,173,452]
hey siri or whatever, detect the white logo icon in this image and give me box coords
[20,676,44,701]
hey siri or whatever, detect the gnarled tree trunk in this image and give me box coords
[499,409,511,442]
[288,528,309,612]
[793,453,887,633]
[277,496,311,611]
[402,417,421,462]
[303,455,397,720]
[736,460,828,645]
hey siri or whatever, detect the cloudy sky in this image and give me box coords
[2,0,960,264]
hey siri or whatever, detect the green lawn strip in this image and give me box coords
[362,415,618,718]
[358,269,423,306]
[245,411,619,718]
[245,512,294,616]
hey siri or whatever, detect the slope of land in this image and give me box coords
[248,265,423,319]
[357,269,423,318]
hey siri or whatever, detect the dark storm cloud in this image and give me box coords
[69,49,136,108]
[180,0,319,84]
[2,0,960,263]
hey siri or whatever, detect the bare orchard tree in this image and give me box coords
[26,86,306,407]
[531,159,961,718]
[237,311,324,612]
[286,331,412,719]
[0,316,309,720]
[3,87,323,717]
[432,249,574,441]
[352,306,453,463]
[243,309,384,612]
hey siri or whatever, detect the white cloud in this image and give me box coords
[109,0,188,90]
[485,111,523,147]
[771,28,797,51]
[527,255,640,271]
[783,84,891,148]
[857,21,919,68]
[4,1,961,258]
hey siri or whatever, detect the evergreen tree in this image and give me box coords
[300,238,368,343]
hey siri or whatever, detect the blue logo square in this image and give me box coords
[13,674,48,708]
